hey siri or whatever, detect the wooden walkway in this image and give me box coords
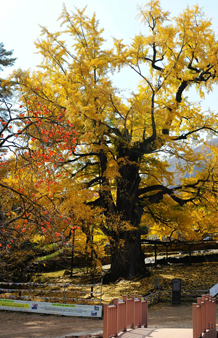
[119,327,193,338]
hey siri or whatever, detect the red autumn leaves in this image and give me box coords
[0,93,88,249]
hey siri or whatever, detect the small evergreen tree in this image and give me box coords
[0,42,16,101]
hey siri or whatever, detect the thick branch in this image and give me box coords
[138,178,209,206]
[172,126,218,141]
[176,80,188,103]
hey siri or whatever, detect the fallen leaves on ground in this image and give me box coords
[2,262,217,304]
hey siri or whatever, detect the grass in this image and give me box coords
[36,270,66,278]
[36,252,60,261]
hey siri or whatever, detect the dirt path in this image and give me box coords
[0,303,217,338]
[0,311,103,338]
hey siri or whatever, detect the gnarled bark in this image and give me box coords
[104,228,149,283]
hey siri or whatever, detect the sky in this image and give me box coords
[1,0,218,111]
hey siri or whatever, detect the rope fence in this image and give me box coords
[145,289,210,305]
[0,294,101,303]
[0,288,102,294]
[0,282,101,286]
[0,280,103,304]
[0,281,212,306]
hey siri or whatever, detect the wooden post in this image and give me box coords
[205,295,210,330]
[138,295,142,328]
[131,294,135,328]
[212,298,216,330]
[90,272,94,298]
[155,243,157,268]
[189,244,192,265]
[70,230,75,278]
[103,304,109,338]
[197,297,202,335]
[100,278,103,305]
[193,303,197,338]
[114,298,119,334]
[166,244,168,263]
[63,284,66,304]
[123,295,127,331]
[201,295,206,333]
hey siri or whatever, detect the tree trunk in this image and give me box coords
[104,229,150,283]
[102,146,151,283]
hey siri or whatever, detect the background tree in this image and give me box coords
[0,42,16,100]
[0,42,16,158]
[9,1,218,282]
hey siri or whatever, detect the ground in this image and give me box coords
[1,260,218,337]
[2,302,218,338]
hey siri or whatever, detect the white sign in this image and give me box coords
[0,299,102,317]
[210,283,218,297]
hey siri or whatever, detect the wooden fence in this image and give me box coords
[193,295,216,338]
[103,293,217,338]
[103,295,147,338]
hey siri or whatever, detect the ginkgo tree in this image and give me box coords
[6,0,218,282]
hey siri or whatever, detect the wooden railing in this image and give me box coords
[103,295,147,338]
[193,295,216,338]
[103,292,217,338]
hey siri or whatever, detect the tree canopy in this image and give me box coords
[1,0,218,281]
